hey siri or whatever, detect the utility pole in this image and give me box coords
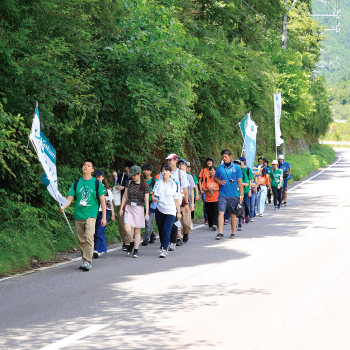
[282,0,298,50]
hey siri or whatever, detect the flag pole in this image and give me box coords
[48,181,75,235]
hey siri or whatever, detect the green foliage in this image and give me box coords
[320,121,350,141]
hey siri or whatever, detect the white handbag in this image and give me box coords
[112,173,124,206]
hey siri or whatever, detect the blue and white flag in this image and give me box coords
[29,103,67,205]
[274,93,284,147]
[244,115,258,170]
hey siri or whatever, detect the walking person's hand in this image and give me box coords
[177,212,182,221]
[184,204,190,213]
[119,208,124,217]
[101,217,107,227]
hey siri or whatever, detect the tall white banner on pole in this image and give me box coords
[274,93,284,147]
[244,115,258,170]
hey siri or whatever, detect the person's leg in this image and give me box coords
[256,191,261,214]
[155,209,164,246]
[218,212,225,233]
[94,211,109,253]
[125,223,134,244]
[202,193,208,221]
[181,206,192,242]
[213,202,218,227]
[170,222,178,244]
[143,211,155,243]
[75,220,86,262]
[277,188,282,206]
[84,217,97,264]
[133,228,141,249]
[217,196,227,235]
[117,206,129,245]
[243,193,250,221]
[205,202,213,227]
[259,187,267,214]
[271,186,277,206]
[161,214,176,251]
[230,214,237,235]
[249,192,256,219]
[283,180,288,203]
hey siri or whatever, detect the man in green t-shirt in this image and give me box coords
[60,159,106,271]
[142,163,158,245]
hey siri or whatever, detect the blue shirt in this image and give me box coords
[215,162,243,197]
[278,161,291,172]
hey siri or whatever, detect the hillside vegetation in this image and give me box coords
[0,0,334,274]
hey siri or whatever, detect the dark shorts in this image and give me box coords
[283,179,288,191]
[218,195,239,215]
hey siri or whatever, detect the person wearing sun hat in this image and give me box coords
[119,165,150,258]
[270,160,284,210]
[278,154,292,206]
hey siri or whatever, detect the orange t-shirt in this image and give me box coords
[203,178,219,202]
[259,174,269,186]
[199,168,210,181]
[155,174,160,180]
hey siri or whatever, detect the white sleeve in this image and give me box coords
[153,180,161,196]
[180,170,189,188]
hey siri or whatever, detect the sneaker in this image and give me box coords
[168,243,176,251]
[149,233,156,243]
[176,239,183,246]
[127,241,134,255]
[93,251,99,259]
[159,250,167,258]
[278,205,281,209]
[230,234,235,239]
[183,234,189,243]
[81,261,91,271]
[245,217,249,224]
[224,219,229,225]
[212,225,217,231]
[133,249,139,258]
[268,199,271,204]
[250,218,254,222]
[141,241,148,246]
[123,243,128,251]
[215,233,224,240]
[237,224,243,231]
[205,219,209,225]
[283,201,287,206]
[274,206,278,211]
[191,222,193,229]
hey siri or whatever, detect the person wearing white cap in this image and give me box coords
[278,154,292,206]
[270,160,284,210]
[159,154,190,250]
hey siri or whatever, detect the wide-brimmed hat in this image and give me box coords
[278,154,285,160]
[272,160,278,165]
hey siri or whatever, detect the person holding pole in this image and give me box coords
[60,159,107,271]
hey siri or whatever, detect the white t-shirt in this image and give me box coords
[99,188,114,211]
[153,179,181,216]
[159,168,189,198]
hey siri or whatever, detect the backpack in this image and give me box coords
[74,178,100,204]
[150,177,156,191]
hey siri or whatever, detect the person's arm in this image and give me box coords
[59,195,74,212]
[110,202,115,222]
[238,178,243,202]
[183,187,189,213]
[100,195,107,227]
[214,176,226,185]
[195,184,200,201]
[190,188,195,212]
[248,180,253,197]
[144,193,149,221]
[151,194,159,202]
[175,198,182,221]
[119,188,128,216]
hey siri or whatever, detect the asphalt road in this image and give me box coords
[1,148,350,350]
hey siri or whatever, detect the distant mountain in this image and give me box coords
[312,0,350,86]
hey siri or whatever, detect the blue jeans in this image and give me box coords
[143,211,156,243]
[249,192,257,219]
[243,193,250,218]
[94,211,109,253]
[202,193,208,220]
[155,209,176,250]
[257,186,267,215]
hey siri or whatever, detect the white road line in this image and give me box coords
[289,156,341,193]
[38,324,109,350]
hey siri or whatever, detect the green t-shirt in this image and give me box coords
[189,172,198,196]
[270,169,284,187]
[241,167,253,194]
[68,177,106,220]
[146,177,158,202]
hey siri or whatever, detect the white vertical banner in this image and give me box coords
[244,116,258,170]
[274,93,284,147]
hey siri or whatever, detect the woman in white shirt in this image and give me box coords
[152,164,182,258]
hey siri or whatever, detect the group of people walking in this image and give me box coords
[60,151,291,271]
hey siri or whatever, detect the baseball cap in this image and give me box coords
[165,153,178,160]
[206,157,214,162]
[239,157,246,162]
[129,165,142,176]
[234,159,242,165]
[94,169,105,177]
[187,161,192,167]
[178,158,188,165]
[262,158,268,163]
[272,160,278,165]
[278,154,285,160]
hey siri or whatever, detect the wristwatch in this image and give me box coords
[186,202,189,205]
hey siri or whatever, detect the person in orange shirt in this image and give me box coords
[202,166,219,230]
[256,165,272,216]
[198,157,214,225]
